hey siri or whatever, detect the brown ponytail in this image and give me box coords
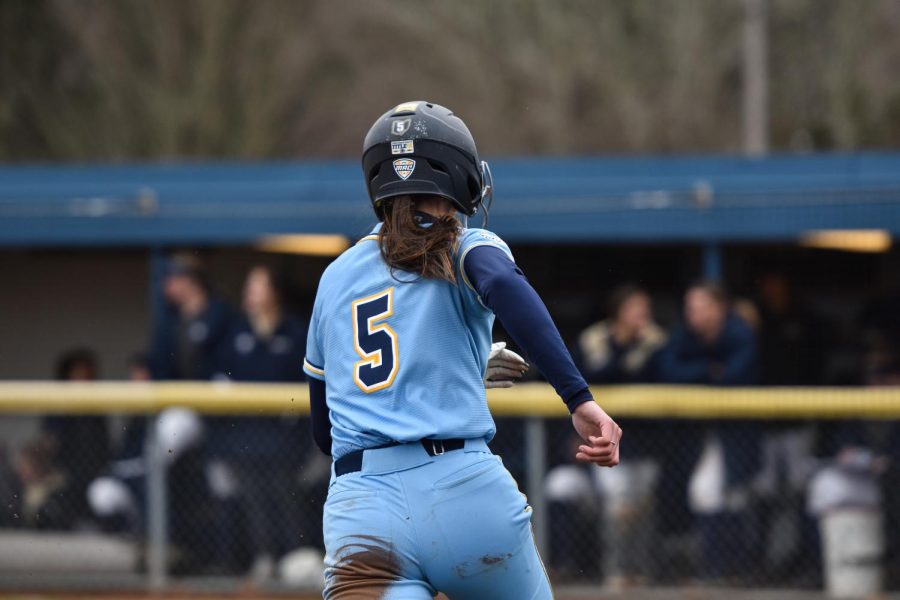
[379,197,460,283]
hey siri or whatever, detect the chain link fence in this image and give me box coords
[1,389,899,597]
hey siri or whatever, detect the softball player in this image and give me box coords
[304,101,621,599]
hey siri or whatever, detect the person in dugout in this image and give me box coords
[211,265,309,581]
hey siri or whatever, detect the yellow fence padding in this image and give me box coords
[0,382,898,419]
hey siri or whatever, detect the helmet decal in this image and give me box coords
[391,102,419,115]
[392,158,416,180]
[390,140,415,155]
[391,119,412,135]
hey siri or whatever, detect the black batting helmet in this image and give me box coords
[361,101,493,220]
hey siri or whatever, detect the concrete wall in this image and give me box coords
[0,247,331,381]
[0,249,150,380]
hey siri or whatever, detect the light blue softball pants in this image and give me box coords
[322,438,553,599]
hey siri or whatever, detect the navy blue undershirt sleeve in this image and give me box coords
[309,377,332,455]
[464,245,593,413]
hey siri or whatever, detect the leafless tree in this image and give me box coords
[1,0,898,161]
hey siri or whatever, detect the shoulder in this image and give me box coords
[642,323,669,349]
[317,239,371,288]
[459,227,509,249]
[312,234,385,311]
[457,227,513,261]
[579,320,612,346]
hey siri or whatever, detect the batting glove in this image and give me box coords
[485,342,529,389]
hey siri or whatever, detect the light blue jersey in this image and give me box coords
[304,225,514,460]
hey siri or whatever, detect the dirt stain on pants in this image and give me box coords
[327,534,402,600]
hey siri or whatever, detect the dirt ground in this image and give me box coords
[2,589,894,600]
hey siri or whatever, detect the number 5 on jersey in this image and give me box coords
[352,288,399,393]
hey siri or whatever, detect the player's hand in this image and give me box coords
[571,400,622,467]
[484,342,529,389]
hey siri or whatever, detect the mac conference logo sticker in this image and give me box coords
[393,158,416,180]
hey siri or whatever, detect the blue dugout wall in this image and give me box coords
[0,153,898,247]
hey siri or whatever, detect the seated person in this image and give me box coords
[39,348,110,529]
[572,284,667,585]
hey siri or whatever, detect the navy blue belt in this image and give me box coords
[335,438,466,477]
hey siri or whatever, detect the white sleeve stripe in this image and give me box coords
[303,368,326,382]
[303,358,325,376]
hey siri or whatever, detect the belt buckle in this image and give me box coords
[431,439,445,456]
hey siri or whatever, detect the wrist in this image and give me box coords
[566,388,593,414]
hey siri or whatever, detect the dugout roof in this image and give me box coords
[1,153,899,246]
